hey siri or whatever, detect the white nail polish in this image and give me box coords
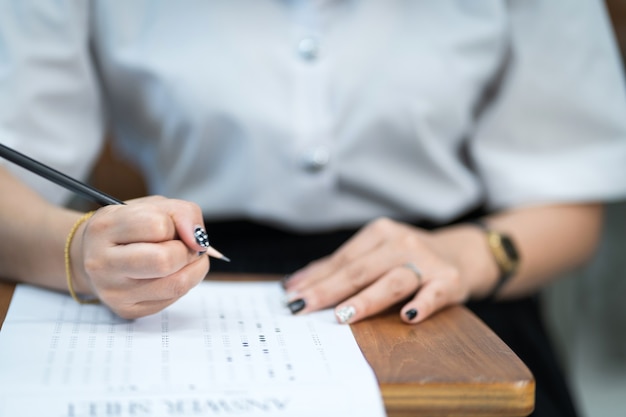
[335,305,356,324]
[193,226,209,248]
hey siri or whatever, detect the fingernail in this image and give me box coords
[405,308,418,321]
[335,305,356,324]
[194,226,209,248]
[288,299,306,314]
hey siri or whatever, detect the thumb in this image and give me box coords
[160,199,208,253]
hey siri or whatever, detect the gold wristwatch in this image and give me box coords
[471,219,520,300]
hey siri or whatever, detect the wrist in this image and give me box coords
[429,224,501,299]
[467,219,520,300]
[67,212,98,301]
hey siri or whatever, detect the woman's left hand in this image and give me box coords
[282,217,497,324]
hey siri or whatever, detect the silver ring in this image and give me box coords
[403,262,423,287]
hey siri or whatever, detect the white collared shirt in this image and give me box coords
[2,0,626,231]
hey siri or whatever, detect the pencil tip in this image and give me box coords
[205,246,231,262]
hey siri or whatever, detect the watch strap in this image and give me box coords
[469,219,519,301]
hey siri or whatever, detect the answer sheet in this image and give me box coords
[0,281,386,417]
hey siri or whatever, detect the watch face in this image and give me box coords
[500,234,520,267]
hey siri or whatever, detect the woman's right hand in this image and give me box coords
[69,196,210,319]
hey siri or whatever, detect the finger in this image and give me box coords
[113,298,178,320]
[159,199,207,253]
[98,240,204,279]
[99,254,209,319]
[93,198,207,253]
[135,255,208,302]
[89,204,171,244]
[285,242,406,314]
[285,218,399,291]
[333,265,424,324]
[400,265,465,324]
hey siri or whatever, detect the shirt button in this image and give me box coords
[302,147,330,172]
[297,37,320,62]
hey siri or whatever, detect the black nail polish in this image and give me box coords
[288,299,306,314]
[194,226,209,248]
[405,308,418,321]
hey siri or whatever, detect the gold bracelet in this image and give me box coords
[64,211,100,304]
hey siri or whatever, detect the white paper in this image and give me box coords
[0,282,386,417]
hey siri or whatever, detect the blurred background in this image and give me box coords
[544,200,626,417]
[542,3,626,417]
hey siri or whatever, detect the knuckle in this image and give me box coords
[399,233,422,253]
[439,264,461,285]
[430,287,445,302]
[329,251,350,269]
[84,213,110,235]
[368,217,395,234]
[130,206,170,238]
[149,216,171,240]
[187,201,203,217]
[172,198,203,218]
[140,195,166,205]
[83,254,107,277]
[309,256,330,270]
[167,276,192,299]
[150,251,178,275]
[387,274,409,299]
[345,263,369,290]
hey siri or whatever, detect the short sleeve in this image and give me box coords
[471,0,626,210]
[0,0,105,205]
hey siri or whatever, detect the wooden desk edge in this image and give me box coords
[381,381,535,417]
[0,280,15,328]
[351,300,535,416]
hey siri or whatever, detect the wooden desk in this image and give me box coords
[0,276,534,417]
